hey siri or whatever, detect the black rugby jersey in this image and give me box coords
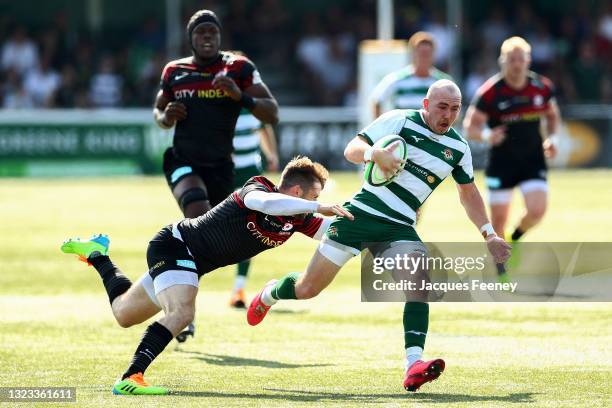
[472,71,554,164]
[177,176,324,273]
[160,52,260,165]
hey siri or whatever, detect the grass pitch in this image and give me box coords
[0,170,611,407]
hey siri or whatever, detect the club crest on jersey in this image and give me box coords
[327,226,338,237]
[443,148,453,161]
[427,175,436,184]
[534,94,543,107]
[282,222,293,231]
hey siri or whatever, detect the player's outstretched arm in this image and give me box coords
[456,182,511,263]
[243,190,353,220]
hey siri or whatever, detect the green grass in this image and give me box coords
[0,170,611,407]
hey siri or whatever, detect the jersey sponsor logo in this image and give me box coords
[246,221,284,247]
[282,222,294,231]
[405,162,429,179]
[410,135,424,143]
[534,94,543,107]
[500,111,542,123]
[173,88,230,99]
[151,261,166,270]
[443,148,454,161]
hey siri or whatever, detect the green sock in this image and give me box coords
[403,302,429,349]
[271,272,301,300]
[237,260,250,277]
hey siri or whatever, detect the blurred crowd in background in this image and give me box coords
[1,0,611,109]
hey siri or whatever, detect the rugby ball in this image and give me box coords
[364,135,408,186]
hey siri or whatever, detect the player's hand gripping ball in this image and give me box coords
[364,135,408,186]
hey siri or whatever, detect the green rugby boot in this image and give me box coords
[112,372,168,395]
[61,234,110,264]
[505,232,522,270]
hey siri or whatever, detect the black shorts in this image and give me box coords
[146,225,201,280]
[485,158,547,190]
[162,147,235,207]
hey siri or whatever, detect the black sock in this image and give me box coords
[122,322,174,380]
[496,262,506,276]
[511,227,525,241]
[88,255,132,304]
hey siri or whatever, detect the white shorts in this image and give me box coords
[318,237,360,267]
[317,238,425,268]
[139,270,199,307]
[488,179,548,205]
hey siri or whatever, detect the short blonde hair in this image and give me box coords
[279,156,329,190]
[408,31,435,50]
[500,36,531,61]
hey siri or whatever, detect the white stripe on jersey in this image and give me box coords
[405,147,453,179]
[233,152,261,169]
[392,171,432,203]
[233,134,259,150]
[362,182,417,220]
[394,95,425,109]
[394,76,437,89]
[349,198,413,227]
[235,113,261,131]
[403,116,468,153]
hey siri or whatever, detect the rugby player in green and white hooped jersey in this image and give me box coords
[230,108,279,308]
[371,32,452,118]
[248,79,511,392]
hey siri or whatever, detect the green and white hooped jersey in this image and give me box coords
[354,109,474,227]
[233,109,263,170]
[371,66,452,110]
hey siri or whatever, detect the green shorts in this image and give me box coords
[234,164,263,190]
[318,202,421,266]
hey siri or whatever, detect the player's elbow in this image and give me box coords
[344,144,362,164]
[263,101,279,125]
[268,110,279,125]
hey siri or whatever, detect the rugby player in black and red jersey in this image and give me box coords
[60,157,352,395]
[153,9,278,341]
[154,9,278,217]
[463,36,560,281]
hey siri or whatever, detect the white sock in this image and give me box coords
[405,346,423,371]
[234,275,246,291]
[260,284,278,306]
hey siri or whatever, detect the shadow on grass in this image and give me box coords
[178,350,332,369]
[270,308,307,315]
[171,388,538,403]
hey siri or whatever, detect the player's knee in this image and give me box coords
[168,306,195,329]
[179,187,208,214]
[113,307,137,328]
[527,203,547,220]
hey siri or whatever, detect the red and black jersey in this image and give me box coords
[472,71,555,163]
[177,176,324,273]
[160,51,261,166]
